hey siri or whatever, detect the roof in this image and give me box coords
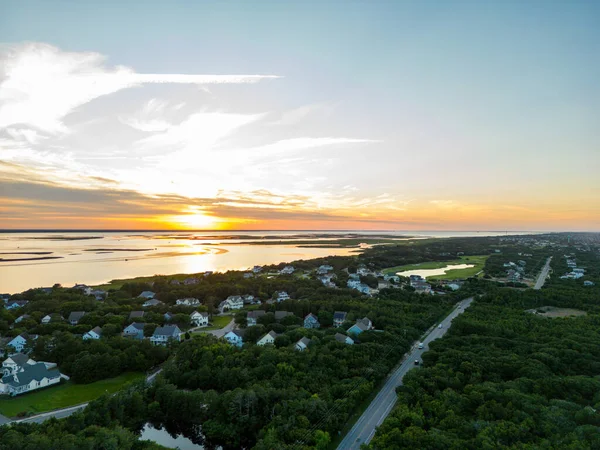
[153,325,180,337]
[68,311,86,322]
[127,322,145,331]
[143,299,162,306]
[89,326,102,335]
[305,313,319,321]
[266,330,278,339]
[129,311,145,318]
[191,311,208,317]
[334,333,351,343]
[138,291,155,298]
[274,311,293,320]
[228,329,246,338]
[350,320,369,332]
[247,310,266,319]
[297,337,311,347]
[5,353,30,367]
[2,362,61,388]
[333,311,347,320]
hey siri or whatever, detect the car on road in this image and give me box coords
[438,324,443,329]
[414,359,420,365]
[418,342,424,349]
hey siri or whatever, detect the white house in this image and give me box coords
[224,330,245,347]
[14,315,31,324]
[219,295,244,312]
[176,298,201,307]
[2,353,35,376]
[274,291,290,302]
[295,337,311,351]
[280,266,295,275]
[41,314,63,325]
[150,325,181,346]
[190,311,209,327]
[7,334,37,354]
[257,331,278,346]
[83,326,102,340]
[0,360,65,396]
[252,265,263,274]
[138,291,155,299]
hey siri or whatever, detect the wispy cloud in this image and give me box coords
[0,42,280,133]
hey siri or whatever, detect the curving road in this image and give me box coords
[337,297,474,449]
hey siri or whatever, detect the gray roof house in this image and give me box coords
[123,322,145,340]
[247,310,266,326]
[295,337,311,351]
[129,311,145,320]
[138,291,155,299]
[150,325,181,345]
[68,311,86,325]
[0,362,64,396]
[274,311,294,322]
[334,333,354,345]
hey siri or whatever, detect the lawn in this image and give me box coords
[383,255,489,280]
[0,372,144,418]
[192,315,232,333]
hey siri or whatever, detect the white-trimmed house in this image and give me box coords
[41,314,63,325]
[304,313,320,329]
[347,317,373,336]
[218,295,244,312]
[280,266,295,275]
[274,291,290,302]
[190,311,209,327]
[150,325,181,346]
[14,314,31,324]
[83,326,103,340]
[123,322,145,340]
[2,353,35,376]
[0,360,65,396]
[5,300,28,310]
[138,291,155,299]
[176,298,201,307]
[295,337,311,351]
[7,334,37,354]
[257,331,278,346]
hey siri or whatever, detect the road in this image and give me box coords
[337,297,474,450]
[534,257,552,290]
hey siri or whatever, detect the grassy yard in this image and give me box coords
[192,315,232,333]
[383,255,489,280]
[0,372,144,418]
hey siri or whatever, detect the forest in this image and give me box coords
[368,246,600,449]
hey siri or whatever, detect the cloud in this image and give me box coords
[242,137,380,156]
[0,42,280,133]
[270,103,335,126]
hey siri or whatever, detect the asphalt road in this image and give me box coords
[534,257,552,290]
[337,297,474,450]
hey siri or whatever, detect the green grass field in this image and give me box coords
[383,255,489,280]
[0,372,144,418]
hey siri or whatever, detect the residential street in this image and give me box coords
[337,297,474,449]
[534,257,552,290]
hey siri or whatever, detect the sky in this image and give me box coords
[0,0,599,231]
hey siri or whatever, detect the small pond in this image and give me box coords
[397,264,475,278]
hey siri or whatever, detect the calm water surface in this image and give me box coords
[0,231,536,293]
[397,264,475,278]
[140,424,204,449]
